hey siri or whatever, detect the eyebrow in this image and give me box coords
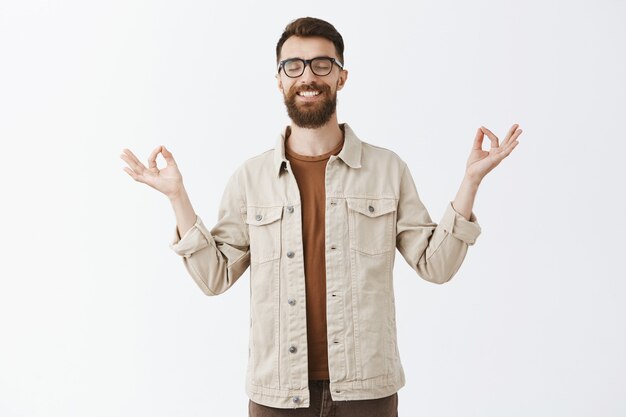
[281,55,335,61]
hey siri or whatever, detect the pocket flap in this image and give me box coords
[245,206,283,226]
[346,198,397,217]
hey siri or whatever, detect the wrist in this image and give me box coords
[168,186,188,203]
[463,174,482,188]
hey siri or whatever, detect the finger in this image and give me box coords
[503,129,523,151]
[501,124,519,147]
[161,145,178,166]
[121,148,148,173]
[122,166,138,180]
[147,146,162,169]
[480,126,499,149]
[496,139,520,161]
[122,166,147,184]
[120,152,144,174]
[503,124,524,147]
[472,127,485,151]
[121,148,142,165]
[502,123,521,146]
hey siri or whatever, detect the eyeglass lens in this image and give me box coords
[283,58,334,77]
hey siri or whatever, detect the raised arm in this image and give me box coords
[120,146,250,296]
[396,123,523,284]
[395,163,482,284]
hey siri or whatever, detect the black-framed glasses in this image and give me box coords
[277,56,344,78]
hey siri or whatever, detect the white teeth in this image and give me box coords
[298,91,320,97]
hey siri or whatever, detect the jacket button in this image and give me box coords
[255,214,263,221]
[288,298,296,306]
[287,205,294,213]
[330,245,337,250]
[368,205,375,213]
[292,396,301,403]
[287,251,295,258]
[289,345,297,353]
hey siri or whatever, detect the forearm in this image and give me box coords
[452,175,481,220]
[169,187,197,238]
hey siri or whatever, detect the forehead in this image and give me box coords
[280,36,337,61]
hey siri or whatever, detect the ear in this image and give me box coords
[276,73,284,93]
[336,69,348,91]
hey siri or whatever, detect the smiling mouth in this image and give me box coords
[297,90,321,97]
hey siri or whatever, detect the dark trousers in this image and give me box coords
[249,379,398,417]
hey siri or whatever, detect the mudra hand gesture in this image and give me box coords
[465,124,523,183]
[120,146,184,199]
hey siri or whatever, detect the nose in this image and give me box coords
[298,64,318,84]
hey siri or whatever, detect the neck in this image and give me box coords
[286,113,344,156]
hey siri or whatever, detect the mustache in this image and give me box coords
[290,82,331,95]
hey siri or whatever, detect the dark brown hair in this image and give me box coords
[276,17,345,65]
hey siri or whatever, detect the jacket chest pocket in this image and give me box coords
[245,206,283,264]
[346,197,397,255]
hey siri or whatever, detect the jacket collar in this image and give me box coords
[273,122,362,177]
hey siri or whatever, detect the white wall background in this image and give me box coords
[1,0,624,416]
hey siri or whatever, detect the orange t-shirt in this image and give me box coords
[284,126,345,381]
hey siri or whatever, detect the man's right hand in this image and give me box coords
[120,145,184,199]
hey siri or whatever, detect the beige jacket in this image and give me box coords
[169,123,482,409]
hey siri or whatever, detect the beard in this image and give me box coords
[283,81,337,129]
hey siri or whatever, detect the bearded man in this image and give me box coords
[121,16,522,417]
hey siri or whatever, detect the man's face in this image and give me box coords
[276,36,348,129]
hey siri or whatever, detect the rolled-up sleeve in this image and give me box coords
[169,168,250,295]
[395,163,481,284]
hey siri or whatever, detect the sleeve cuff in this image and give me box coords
[439,201,482,245]
[169,214,214,258]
